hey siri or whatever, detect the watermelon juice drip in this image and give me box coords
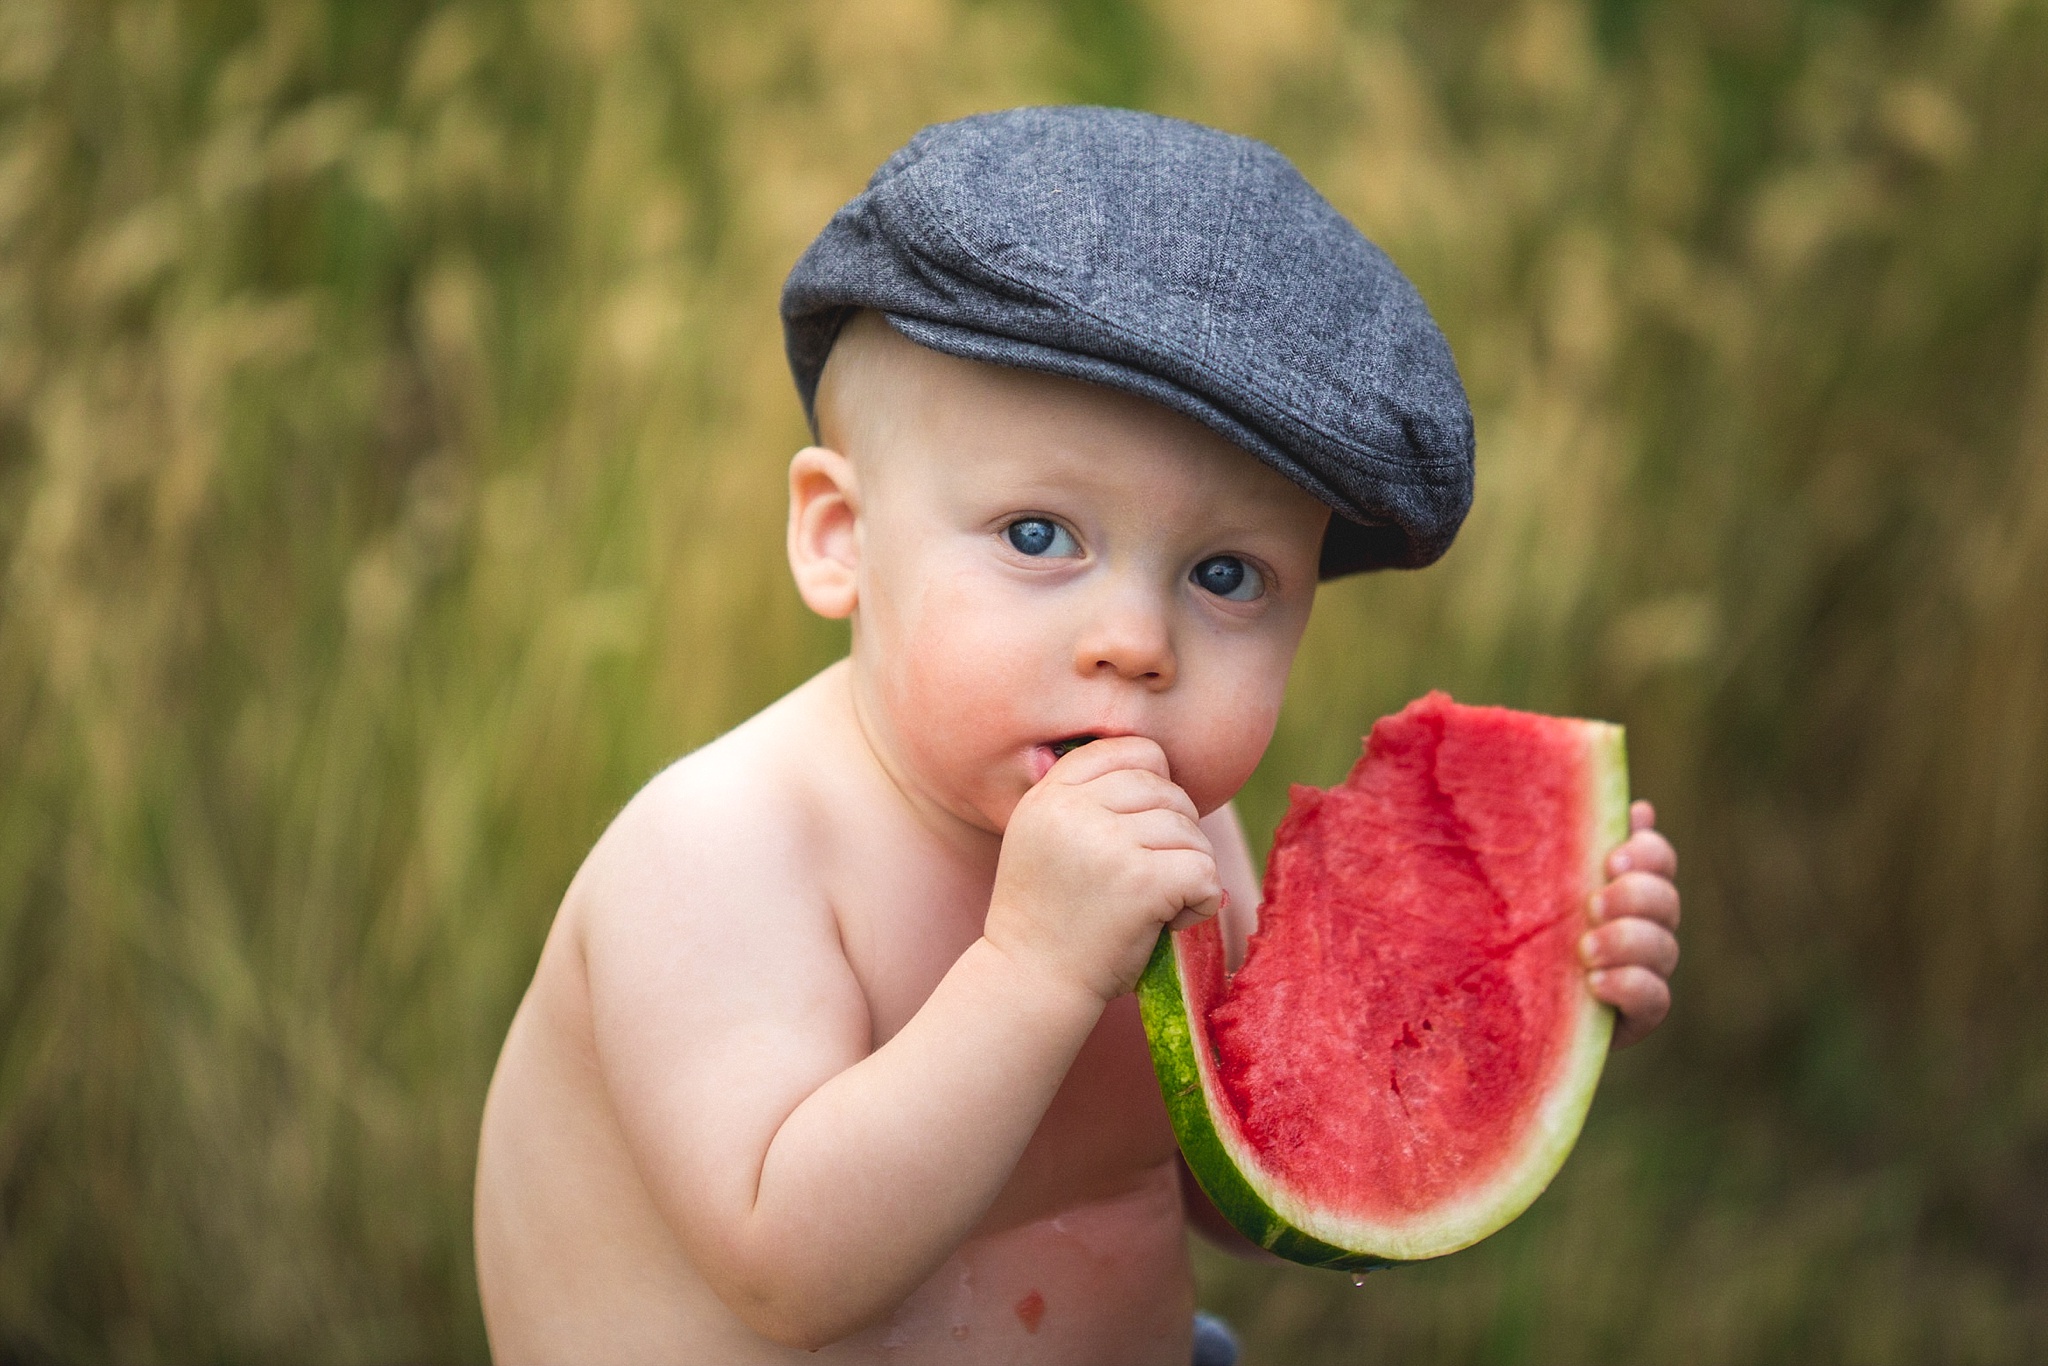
[1182,694,1596,1222]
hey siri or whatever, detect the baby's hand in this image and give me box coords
[987,737,1223,1005]
[1583,800,1680,1049]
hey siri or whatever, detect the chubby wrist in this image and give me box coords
[960,934,1111,1034]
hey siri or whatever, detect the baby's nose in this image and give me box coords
[1075,596,1177,687]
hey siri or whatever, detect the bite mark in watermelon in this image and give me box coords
[1137,692,1629,1267]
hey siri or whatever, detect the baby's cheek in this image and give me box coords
[1166,671,1285,815]
[888,605,1046,760]
[900,651,1034,746]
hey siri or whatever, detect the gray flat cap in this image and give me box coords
[781,106,1473,576]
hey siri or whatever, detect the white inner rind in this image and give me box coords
[1188,721,1629,1261]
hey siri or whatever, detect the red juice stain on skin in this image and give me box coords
[1014,1289,1046,1333]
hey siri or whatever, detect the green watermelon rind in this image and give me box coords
[1136,931,1396,1272]
[1139,722,1629,1270]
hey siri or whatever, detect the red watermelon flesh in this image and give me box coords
[1136,692,1628,1266]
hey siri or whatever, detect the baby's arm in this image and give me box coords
[580,739,1219,1350]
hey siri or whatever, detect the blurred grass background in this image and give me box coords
[2,0,2046,1361]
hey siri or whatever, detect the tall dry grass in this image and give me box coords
[1,0,2045,1362]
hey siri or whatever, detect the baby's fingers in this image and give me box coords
[1159,849,1223,932]
[1580,916,1679,979]
[1090,768,1202,824]
[1594,869,1680,930]
[1590,966,1671,1049]
[1052,735,1171,784]
[1608,819,1676,881]
[1127,806,1213,856]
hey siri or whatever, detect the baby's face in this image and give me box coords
[804,320,1330,833]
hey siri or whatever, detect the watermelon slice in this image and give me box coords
[1138,692,1629,1268]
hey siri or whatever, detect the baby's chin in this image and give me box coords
[1150,754,1251,820]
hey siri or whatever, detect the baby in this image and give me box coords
[474,109,1681,1365]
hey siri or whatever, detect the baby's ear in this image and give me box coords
[786,445,860,619]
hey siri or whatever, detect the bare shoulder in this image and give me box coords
[477,667,879,1358]
[566,667,847,943]
[556,664,875,1088]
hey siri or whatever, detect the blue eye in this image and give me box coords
[1005,518,1077,558]
[1192,555,1264,601]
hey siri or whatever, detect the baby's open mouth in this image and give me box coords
[1048,735,1099,759]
